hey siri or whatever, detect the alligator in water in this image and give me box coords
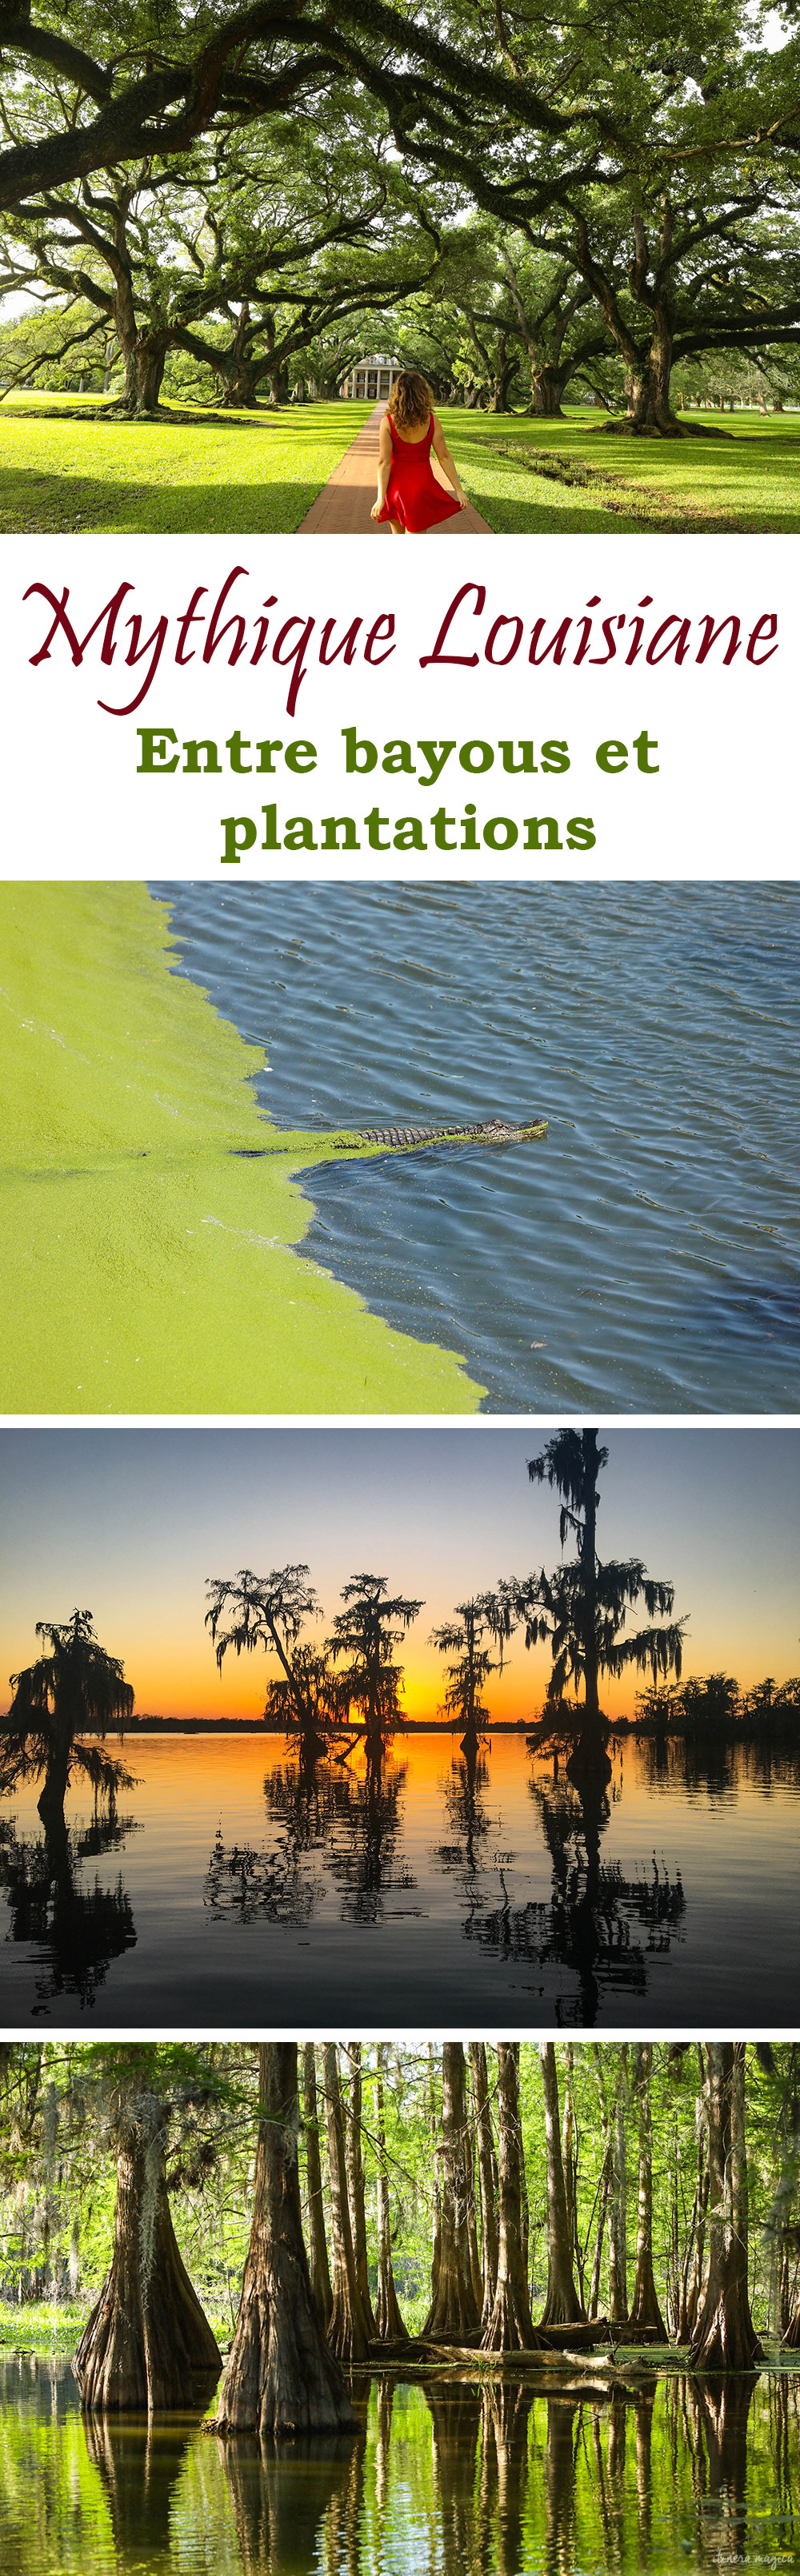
[234,1113,547,1166]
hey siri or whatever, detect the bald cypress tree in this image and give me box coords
[514,1431,686,1767]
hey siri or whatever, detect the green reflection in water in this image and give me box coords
[2,2354,800,2574]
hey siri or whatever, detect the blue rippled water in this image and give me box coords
[154,881,799,1411]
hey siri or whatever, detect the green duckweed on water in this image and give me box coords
[0,883,482,1412]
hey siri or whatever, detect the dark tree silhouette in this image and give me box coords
[430,1594,503,1752]
[2,1609,134,1824]
[205,1567,330,1759]
[326,1575,422,1763]
[514,1432,686,1770]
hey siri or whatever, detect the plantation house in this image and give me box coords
[342,354,397,400]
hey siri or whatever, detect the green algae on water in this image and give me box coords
[0,883,482,1414]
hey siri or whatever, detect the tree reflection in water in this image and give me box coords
[0,1804,136,2012]
[83,2411,201,2561]
[218,2428,362,2576]
[205,1743,415,1932]
[196,1723,800,2024]
[0,2356,798,2574]
[454,1746,686,2025]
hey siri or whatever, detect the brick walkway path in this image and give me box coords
[297,402,491,535]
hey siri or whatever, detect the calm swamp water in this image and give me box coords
[153,880,800,1412]
[0,1731,797,2027]
[2,2352,800,2575]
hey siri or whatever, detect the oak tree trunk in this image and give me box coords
[214,2044,355,2435]
[530,366,567,417]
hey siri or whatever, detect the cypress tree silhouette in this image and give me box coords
[512,1432,686,1776]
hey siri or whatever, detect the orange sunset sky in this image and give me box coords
[1,1426,798,1730]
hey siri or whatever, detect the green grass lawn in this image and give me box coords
[440,403,800,532]
[1,389,798,531]
[0,391,371,532]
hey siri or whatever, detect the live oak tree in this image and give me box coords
[2,1608,134,1825]
[0,105,442,413]
[2,3,799,424]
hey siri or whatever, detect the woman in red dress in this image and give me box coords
[371,370,468,533]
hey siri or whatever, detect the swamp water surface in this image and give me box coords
[2,2352,800,2575]
[154,879,800,1412]
[0,1731,797,2028]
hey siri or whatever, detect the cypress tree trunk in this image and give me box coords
[322,2044,372,2364]
[630,2044,667,2337]
[689,2044,763,2370]
[427,2043,442,2309]
[302,2044,333,2332]
[74,2122,221,2413]
[482,2045,541,2350]
[423,2044,482,2340]
[346,2044,377,2337]
[374,2046,408,2342]
[608,2048,630,2327]
[562,2045,577,2274]
[214,2044,355,2436]
[538,2044,583,2325]
[470,2042,499,2329]
[588,2148,611,2320]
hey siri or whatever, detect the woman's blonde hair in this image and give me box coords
[386,369,434,429]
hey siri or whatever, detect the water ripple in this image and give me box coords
[153,881,800,1411]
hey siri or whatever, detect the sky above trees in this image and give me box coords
[1,1426,797,1719]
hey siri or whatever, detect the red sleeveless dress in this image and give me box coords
[376,412,462,532]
